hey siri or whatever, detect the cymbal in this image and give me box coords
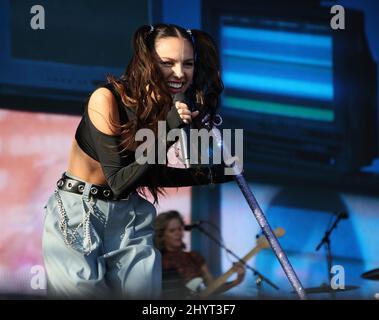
[294,283,359,294]
[362,268,379,280]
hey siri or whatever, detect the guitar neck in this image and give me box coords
[199,245,261,298]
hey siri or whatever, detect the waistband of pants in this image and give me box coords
[56,173,122,201]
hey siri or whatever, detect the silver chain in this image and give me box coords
[82,198,93,253]
[54,189,93,255]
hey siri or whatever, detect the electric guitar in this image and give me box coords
[185,227,285,298]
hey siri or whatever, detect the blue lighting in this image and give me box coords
[222,49,332,68]
[224,72,333,100]
[222,26,332,48]
[221,24,334,102]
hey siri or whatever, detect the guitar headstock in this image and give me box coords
[256,227,285,249]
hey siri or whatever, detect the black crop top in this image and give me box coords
[75,84,137,162]
[75,84,233,199]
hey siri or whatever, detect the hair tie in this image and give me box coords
[186,28,197,61]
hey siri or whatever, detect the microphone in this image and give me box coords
[184,221,203,231]
[316,211,349,251]
[173,92,191,168]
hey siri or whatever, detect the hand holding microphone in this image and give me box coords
[173,92,199,125]
[173,93,199,168]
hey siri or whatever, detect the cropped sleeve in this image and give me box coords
[86,90,233,198]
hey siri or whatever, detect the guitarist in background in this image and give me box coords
[154,210,245,299]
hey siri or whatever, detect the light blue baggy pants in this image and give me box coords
[42,172,161,299]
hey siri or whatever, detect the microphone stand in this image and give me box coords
[315,212,346,300]
[195,223,280,292]
[209,125,307,300]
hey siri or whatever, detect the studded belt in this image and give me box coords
[56,173,116,201]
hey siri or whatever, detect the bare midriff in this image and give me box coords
[66,138,108,186]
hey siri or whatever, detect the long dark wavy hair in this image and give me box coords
[107,24,224,202]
